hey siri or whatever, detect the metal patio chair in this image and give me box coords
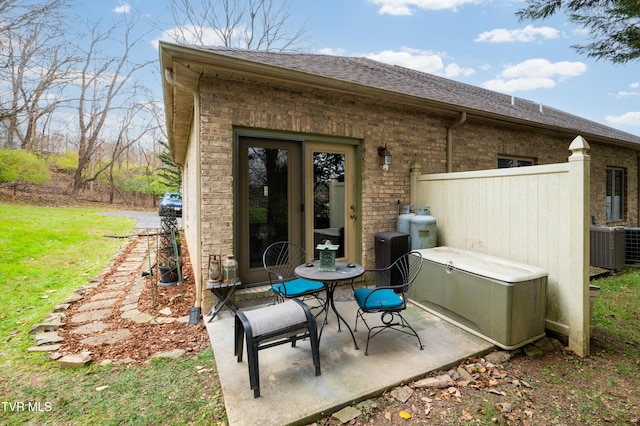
[353,251,424,355]
[262,241,326,311]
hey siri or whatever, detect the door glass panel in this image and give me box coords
[248,147,289,268]
[312,152,345,258]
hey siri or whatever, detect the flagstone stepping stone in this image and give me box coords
[111,272,134,279]
[71,308,113,323]
[28,344,62,352]
[81,329,131,345]
[120,309,155,323]
[390,385,414,403]
[151,349,186,360]
[70,321,110,334]
[28,321,64,334]
[45,312,66,322]
[78,299,118,312]
[120,303,137,312]
[90,291,123,301]
[35,331,64,345]
[53,303,71,312]
[332,406,361,424]
[58,353,92,368]
[63,294,84,304]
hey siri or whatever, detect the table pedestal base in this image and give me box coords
[320,282,359,350]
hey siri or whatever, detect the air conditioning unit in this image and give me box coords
[624,227,640,264]
[590,226,625,270]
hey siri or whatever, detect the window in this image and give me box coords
[606,167,625,222]
[498,156,534,168]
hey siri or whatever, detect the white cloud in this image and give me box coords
[631,82,640,89]
[113,2,131,14]
[366,48,444,73]
[318,47,346,56]
[616,91,640,97]
[475,25,560,43]
[500,59,586,79]
[605,112,640,127]
[364,47,474,77]
[369,0,479,15]
[443,63,475,78]
[484,77,556,92]
[482,58,586,92]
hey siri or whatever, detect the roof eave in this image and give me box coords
[160,42,640,153]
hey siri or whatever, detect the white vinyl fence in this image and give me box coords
[410,136,591,356]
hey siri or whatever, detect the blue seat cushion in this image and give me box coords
[354,288,403,310]
[272,278,324,297]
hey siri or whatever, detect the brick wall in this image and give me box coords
[192,76,639,286]
[589,143,638,226]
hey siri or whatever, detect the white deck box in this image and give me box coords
[409,247,548,349]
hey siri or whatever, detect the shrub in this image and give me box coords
[0,149,51,194]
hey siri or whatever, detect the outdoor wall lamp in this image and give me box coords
[378,144,392,171]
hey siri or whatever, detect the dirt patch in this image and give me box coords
[315,330,639,425]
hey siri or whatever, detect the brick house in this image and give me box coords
[159,42,640,313]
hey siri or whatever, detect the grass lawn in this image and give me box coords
[0,203,133,360]
[0,203,225,425]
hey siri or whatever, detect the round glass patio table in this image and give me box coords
[294,261,364,349]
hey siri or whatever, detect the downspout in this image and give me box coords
[164,68,203,323]
[446,111,467,173]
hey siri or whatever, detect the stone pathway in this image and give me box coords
[27,235,190,367]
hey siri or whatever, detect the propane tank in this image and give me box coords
[222,254,239,285]
[410,206,437,250]
[397,205,414,234]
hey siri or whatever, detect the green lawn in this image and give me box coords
[0,203,133,361]
[0,203,226,425]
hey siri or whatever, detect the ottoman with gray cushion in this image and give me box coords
[234,299,321,397]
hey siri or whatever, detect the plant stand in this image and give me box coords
[146,212,183,308]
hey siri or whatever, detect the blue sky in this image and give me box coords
[96,0,639,137]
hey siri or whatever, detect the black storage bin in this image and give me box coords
[374,231,409,288]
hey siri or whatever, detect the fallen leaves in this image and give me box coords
[379,355,538,424]
[398,410,411,420]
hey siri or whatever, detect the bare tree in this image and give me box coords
[167,0,306,50]
[4,26,76,151]
[68,14,155,196]
[0,0,67,37]
[104,96,157,204]
[0,0,72,147]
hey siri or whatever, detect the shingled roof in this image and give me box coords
[190,46,640,146]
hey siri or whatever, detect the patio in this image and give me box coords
[205,288,495,425]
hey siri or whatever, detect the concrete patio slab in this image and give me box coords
[206,299,494,426]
